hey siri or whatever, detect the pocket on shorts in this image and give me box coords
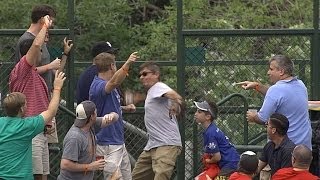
[156,146,181,166]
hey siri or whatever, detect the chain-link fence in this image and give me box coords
[0,31,316,179]
[180,34,312,178]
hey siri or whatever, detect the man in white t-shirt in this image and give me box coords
[132,61,183,180]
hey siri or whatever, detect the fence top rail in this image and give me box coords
[182,29,317,37]
[0,29,70,36]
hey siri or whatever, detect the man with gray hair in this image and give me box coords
[237,55,312,150]
[272,144,319,180]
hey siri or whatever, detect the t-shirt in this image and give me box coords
[9,56,50,126]
[203,123,240,170]
[76,65,97,104]
[0,115,45,179]
[89,76,124,145]
[15,31,52,92]
[229,172,252,180]
[260,136,296,175]
[144,82,182,150]
[58,120,102,180]
[272,167,319,180]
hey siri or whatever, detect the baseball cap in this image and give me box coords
[194,100,215,118]
[91,41,119,57]
[239,151,258,174]
[74,100,96,128]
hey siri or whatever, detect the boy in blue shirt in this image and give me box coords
[194,100,240,180]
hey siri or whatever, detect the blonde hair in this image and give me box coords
[94,52,115,73]
[3,92,26,117]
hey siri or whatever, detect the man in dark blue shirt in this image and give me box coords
[76,41,118,104]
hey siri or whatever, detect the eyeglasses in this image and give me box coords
[139,71,153,77]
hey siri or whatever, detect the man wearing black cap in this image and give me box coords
[194,100,240,180]
[76,41,118,104]
[229,151,259,180]
[58,100,119,180]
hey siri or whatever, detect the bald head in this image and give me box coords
[292,145,312,168]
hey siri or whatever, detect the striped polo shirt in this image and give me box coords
[9,56,51,125]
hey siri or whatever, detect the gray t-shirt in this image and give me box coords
[144,82,182,150]
[15,32,53,92]
[58,118,102,180]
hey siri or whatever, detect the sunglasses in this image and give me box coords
[139,71,153,77]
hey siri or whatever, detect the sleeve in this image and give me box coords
[259,143,269,162]
[24,115,45,138]
[94,117,103,133]
[149,82,172,99]
[61,135,81,162]
[257,87,279,122]
[205,131,220,154]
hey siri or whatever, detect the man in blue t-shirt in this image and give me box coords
[89,52,138,180]
[194,100,240,180]
[76,41,118,104]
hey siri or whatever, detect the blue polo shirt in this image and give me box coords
[89,76,124,145]
[257,77,312,149]
[204,123,239,169]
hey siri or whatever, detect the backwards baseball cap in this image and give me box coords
[194,100,215,118]
[239,151,259,174]
[74,100,96,128]
[91,41,119,57]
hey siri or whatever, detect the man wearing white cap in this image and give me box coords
[229,151,259,180]
[58,100,119,180]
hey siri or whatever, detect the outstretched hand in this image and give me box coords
[235,81,258,90]
[63,37,73,55]
[53,71,66,90]
[42,15,52,28]
[127,52,139,63]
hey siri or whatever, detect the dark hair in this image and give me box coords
[269,55,294,76]
[3,92,26,117]
[269,113,289,136]
[238,152,259,175]
[139,61,161,80]
[94,53,115,73]
[206,100,218,120]
[31,4,56,23]
[20,39,34,56]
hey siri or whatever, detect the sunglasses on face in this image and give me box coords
[139,71,153,77]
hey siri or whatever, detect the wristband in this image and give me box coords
[254,84,259,91]
[84,164,88,175]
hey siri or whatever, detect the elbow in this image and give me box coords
[60,159,71,170]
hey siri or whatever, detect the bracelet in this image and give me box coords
[62,52,68,56]
[122,67,129,76]
[84,164,88,175]
[254,84,259,91]
[53,88,61,92]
